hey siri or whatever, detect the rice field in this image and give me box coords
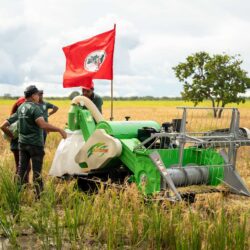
[0,99,250,249]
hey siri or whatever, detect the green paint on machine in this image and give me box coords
[87,142,108,158]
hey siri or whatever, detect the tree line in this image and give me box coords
[1,93,184,101]
[1,51,250,117]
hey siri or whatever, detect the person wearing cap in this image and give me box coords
[0,85,67,198]
[38,90,59,143]
[81,80,103,113]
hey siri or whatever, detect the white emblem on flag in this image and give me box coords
[84,50,106,72]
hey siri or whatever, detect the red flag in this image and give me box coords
[62,26,116,88]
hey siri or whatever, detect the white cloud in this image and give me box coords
[0,0,250,97]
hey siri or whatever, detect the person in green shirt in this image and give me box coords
[9,96,31,183]
[81,80,103,113]
[38,90,59,143]
[0,85,67,198]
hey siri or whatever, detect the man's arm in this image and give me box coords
[0,120,14,139]
[35,117,67,139]
[0,112,18,139]
[48,105,58,117]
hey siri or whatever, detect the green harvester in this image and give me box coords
[50,96,250,201]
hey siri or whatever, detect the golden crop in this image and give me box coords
[0,99,250,248]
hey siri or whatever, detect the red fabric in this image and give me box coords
[63,26,116,88]
[81,80,94,90]
[16,97,26,106]
[10,97,26,115]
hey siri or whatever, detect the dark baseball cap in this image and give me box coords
[24,85,39,98]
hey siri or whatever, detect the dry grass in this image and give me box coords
[0,99,250,249]
[0,99,250,206]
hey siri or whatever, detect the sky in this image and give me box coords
[1,0,250,97]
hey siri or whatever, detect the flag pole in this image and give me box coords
[110,79,113,121]
[110,24,116,121]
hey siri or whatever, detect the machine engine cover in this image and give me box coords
[75,129,122,171]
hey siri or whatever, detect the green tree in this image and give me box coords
[68,91,80,100]
[173,52,250,117]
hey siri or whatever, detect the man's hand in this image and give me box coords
[59,129,67,139]
[36,117,67,139]
[0,120,14,139]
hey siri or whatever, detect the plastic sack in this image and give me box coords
[1,121,18,141]
[49,129,85,176]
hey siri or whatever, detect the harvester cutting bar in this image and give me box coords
[135,107,250,197]
[149,151,219,201]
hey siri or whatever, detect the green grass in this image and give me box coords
[0,165,249,249]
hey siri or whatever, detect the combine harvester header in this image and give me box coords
[50,96,250,201]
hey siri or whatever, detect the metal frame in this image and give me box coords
[134,107,250,199]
